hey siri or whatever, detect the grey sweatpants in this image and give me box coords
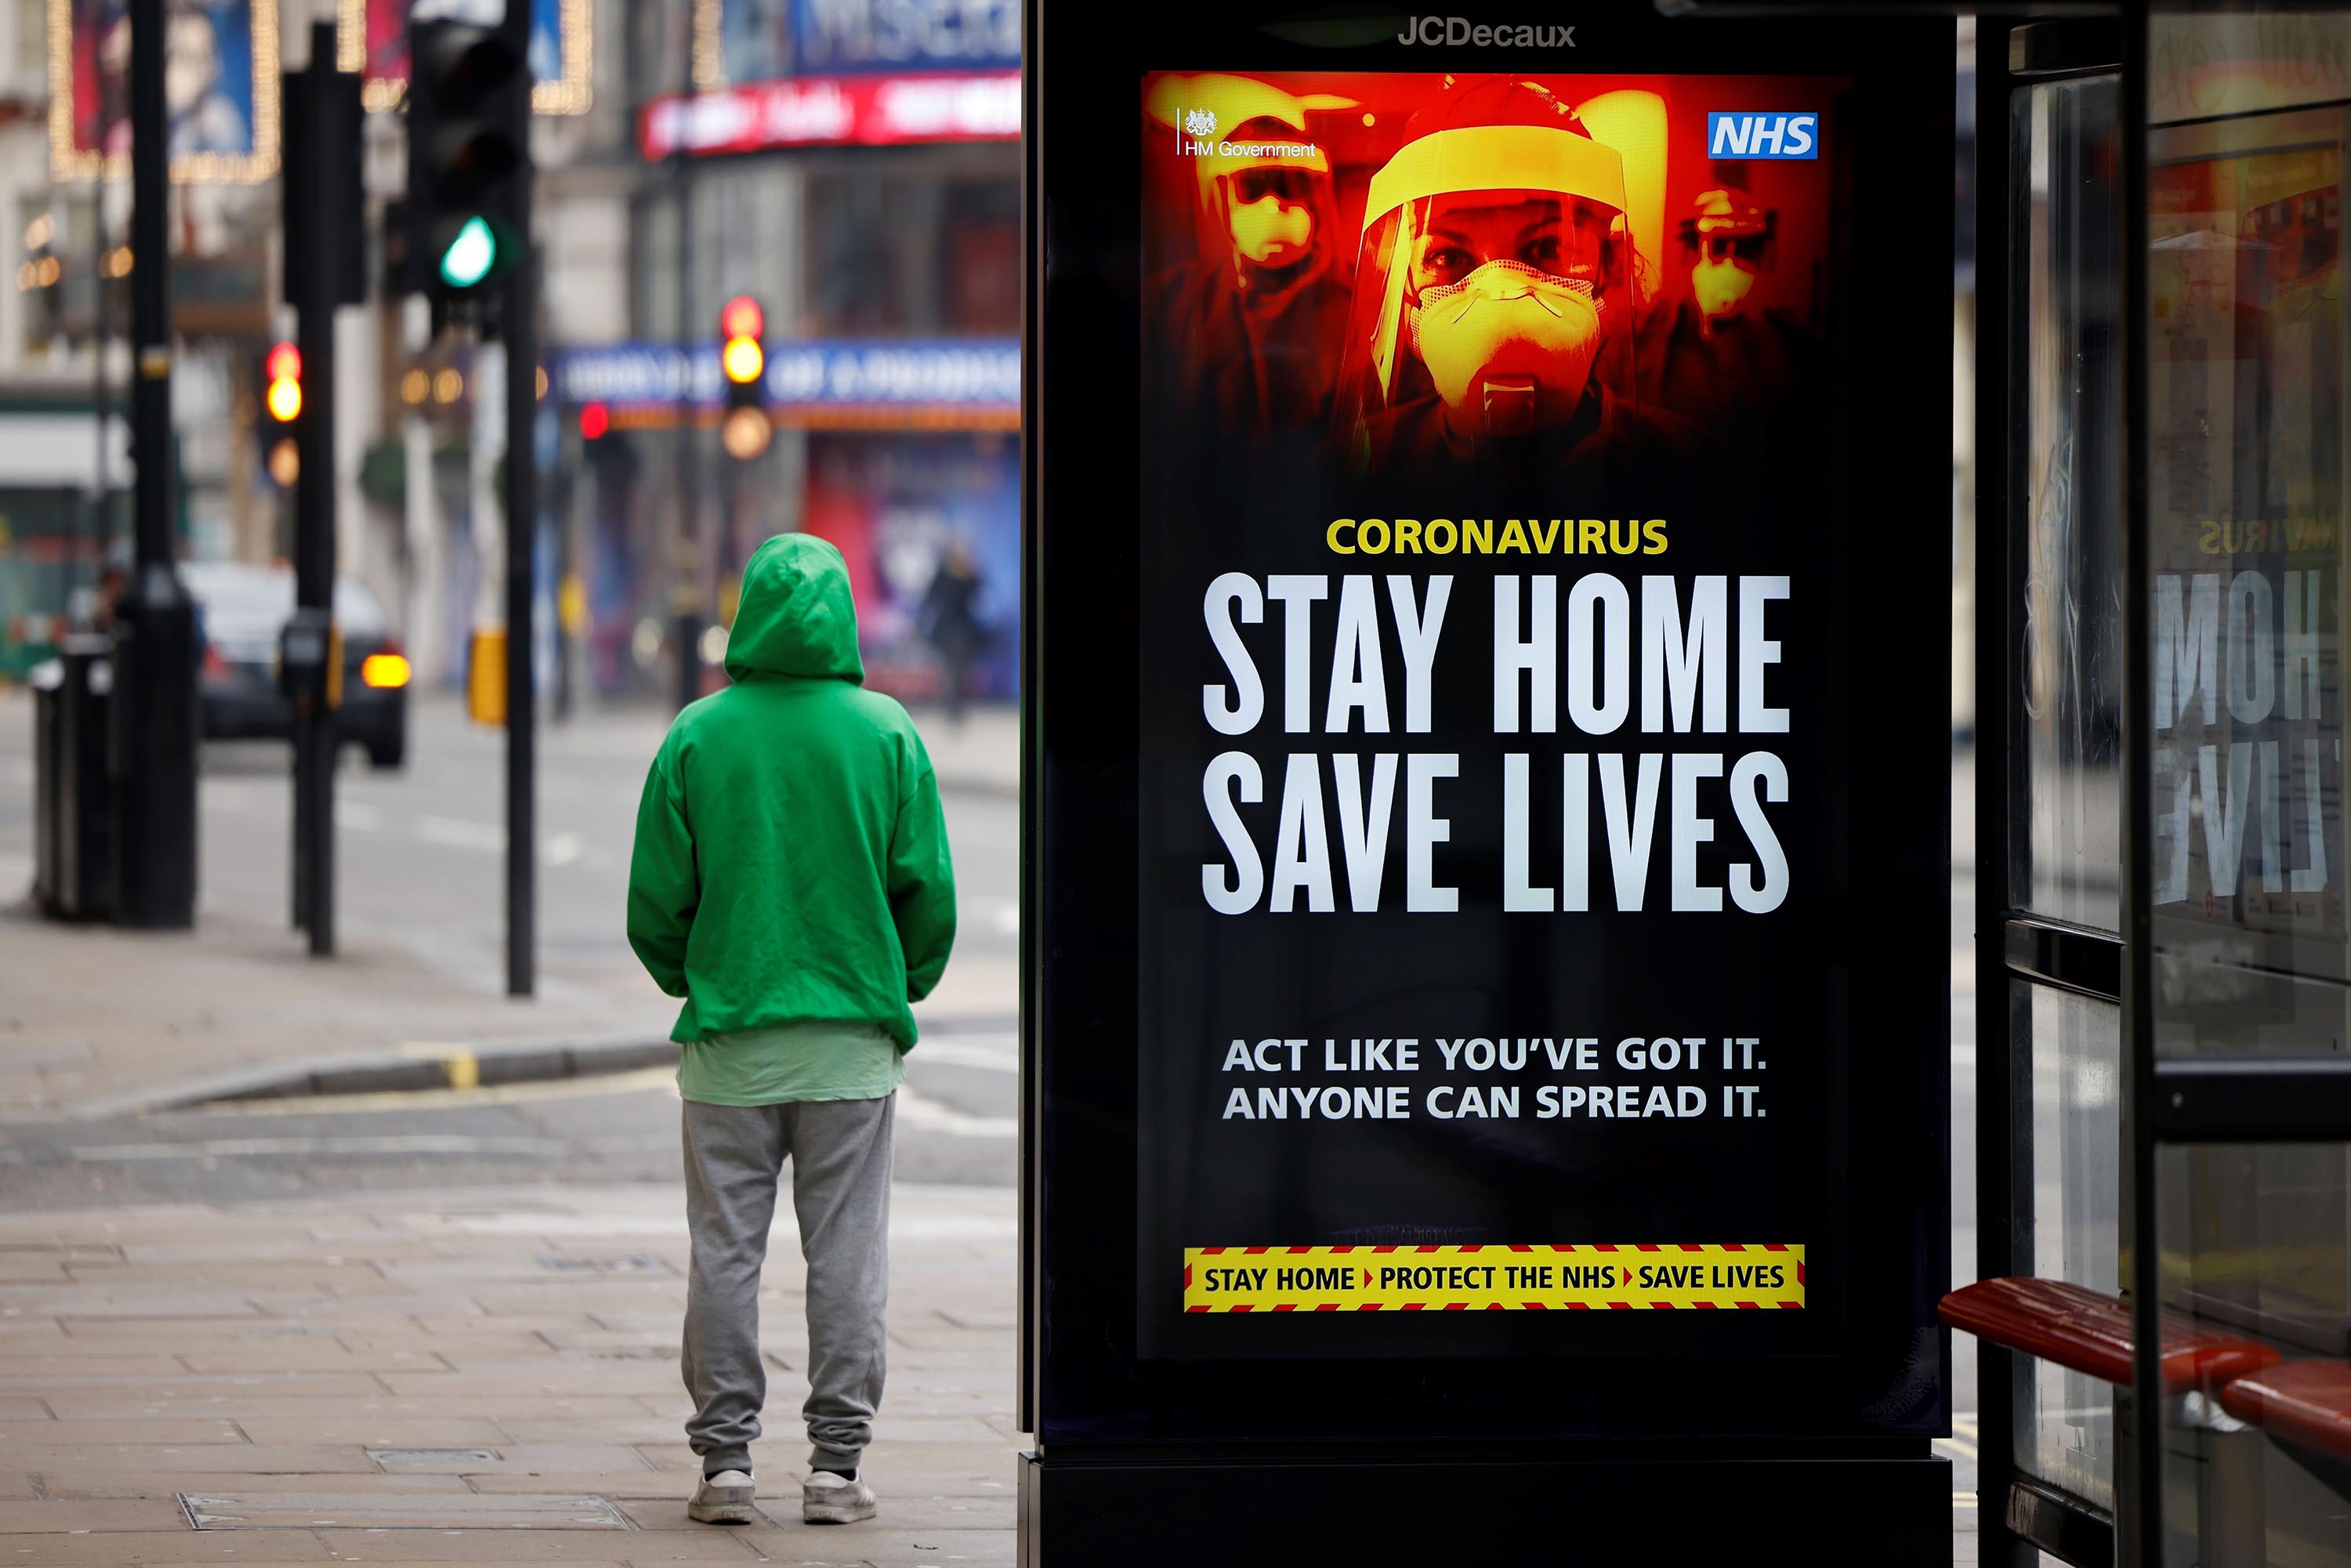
[680,1095,894,1477]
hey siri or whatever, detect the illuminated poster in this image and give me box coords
[350,0,590,114]
[1132,67,1942,1362]
[51,0,279,181]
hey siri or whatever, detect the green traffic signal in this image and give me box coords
[440,215,497,289]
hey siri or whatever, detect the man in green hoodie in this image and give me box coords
[628,534,956,1528]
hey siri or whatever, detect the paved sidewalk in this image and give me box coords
[0,1182,1019,1565]
[0,695,1017,1118]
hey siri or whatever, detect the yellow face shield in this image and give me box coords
[1334,120,1636,451]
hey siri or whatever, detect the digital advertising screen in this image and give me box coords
[1029,9,1951,1447]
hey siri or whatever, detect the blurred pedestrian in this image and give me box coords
[918,540,984,724]
[627,533,958,1528]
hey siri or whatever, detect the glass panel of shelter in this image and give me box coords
[2016,71,2126,936]
[2009,59,2130,1532]
[2142,7,2351,1566]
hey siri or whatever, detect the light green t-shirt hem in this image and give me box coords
[676,1021,907,1106]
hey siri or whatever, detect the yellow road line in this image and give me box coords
[400,1041,482,1091]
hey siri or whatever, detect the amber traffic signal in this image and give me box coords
[265,342,302,423]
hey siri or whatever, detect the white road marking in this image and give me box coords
[418,815,505,852]
[545,831,584,866]
[895,1085,1016,1138]
[339,801,383,831]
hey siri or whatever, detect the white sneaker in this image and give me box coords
[688,1469,757,1524]
[803,1468,878,1524]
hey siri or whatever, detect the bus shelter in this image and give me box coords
[1969,7,2351,1565]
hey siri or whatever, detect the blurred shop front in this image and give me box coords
[602,0,1020,704]
[554,338,1018,699]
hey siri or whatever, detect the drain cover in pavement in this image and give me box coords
[364,1447,499,1465]
[183,1492,632,1530]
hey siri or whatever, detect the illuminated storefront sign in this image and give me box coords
[639,71,1020,158]
[553,338,1018,428]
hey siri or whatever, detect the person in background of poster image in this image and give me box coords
[1146,74,1352,444]
[1634,184,1822,461]
[1330,77,1696,490]
[84,0,254,158]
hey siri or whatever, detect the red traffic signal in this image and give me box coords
[266,342,302,382]
[719,295,763,342]
[579,400,610,441]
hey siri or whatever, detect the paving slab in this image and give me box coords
[179,1345,451,1374]
[727,1526,1015,1567]
[0,1355,190,1380]
[371,1444,656,1476]
[618,1493,1016,1533]
[49,1394,652,1422]
[0,1374,389,1398]
[313,1529,759,1561]
[0,1418,250,1446]
[232,1417,510,1448]
[0,1497,190,1530]
[184,1491,633,1530]
[35,1472,472,1499]
[462,1471,697,1498]
[0,1530,339,1563]
[0,1443,381,1473]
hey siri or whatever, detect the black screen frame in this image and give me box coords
[1023,1,1955,1454]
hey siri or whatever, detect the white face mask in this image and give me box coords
[1693,255,1756,320]
[1229,194,1313,267]
[1411,259,1603,430]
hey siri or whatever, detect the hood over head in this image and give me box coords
[723,534,865,684]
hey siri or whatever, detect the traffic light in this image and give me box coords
[404,18,527,305]
[265,342,302,423]
[719,295,770,459]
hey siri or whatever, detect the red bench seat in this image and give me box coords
[2217,1362,2351,1460]
[1940,1277,2282,1393]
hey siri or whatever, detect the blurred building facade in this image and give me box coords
[0,0,1020,705]
[578,0,1020,702]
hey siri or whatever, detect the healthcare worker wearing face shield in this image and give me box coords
[1331,77,1694,483]
[1151,77,1351,441]
[1635,185,1820,440]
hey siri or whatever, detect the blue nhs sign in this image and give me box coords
[1707,112,1819,159]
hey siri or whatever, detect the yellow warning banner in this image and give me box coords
[1183,1244,1804,1312]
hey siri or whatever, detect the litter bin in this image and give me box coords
[31,634,114,919]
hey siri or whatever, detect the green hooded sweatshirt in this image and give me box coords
[627,534,956,1103]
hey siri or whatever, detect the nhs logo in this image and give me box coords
[1707,112,1818,159]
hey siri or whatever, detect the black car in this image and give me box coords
[185,563,409,770]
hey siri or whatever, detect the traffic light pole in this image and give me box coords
[502,0,535,999]
[288,29,339,957]
[112,0,198,929]
[283,30,360,957]
[671,42,700,713]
